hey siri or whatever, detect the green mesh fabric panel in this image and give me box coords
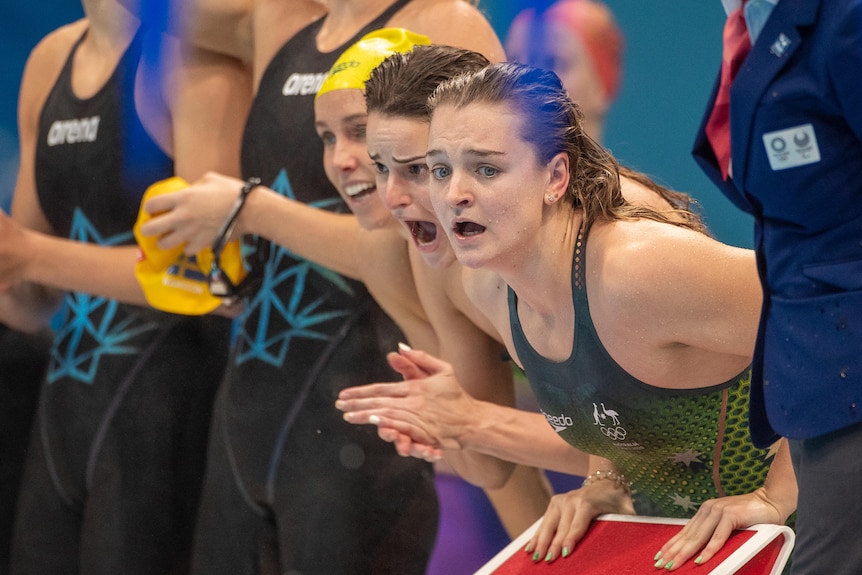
[553,371,776,517]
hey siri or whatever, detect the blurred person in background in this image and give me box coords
[0,0,246,572]
[505,0,623,143]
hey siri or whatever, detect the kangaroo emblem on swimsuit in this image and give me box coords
[593,402,626,441]
[593,402,621,426]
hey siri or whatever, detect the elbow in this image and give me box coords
[0,285,62,335]
[0,310,53,336]
[449,457,515,490]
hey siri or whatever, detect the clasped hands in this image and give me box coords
[337,343,471,462]
[335,344,790,571]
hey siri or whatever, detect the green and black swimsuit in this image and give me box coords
[507,231,776,518]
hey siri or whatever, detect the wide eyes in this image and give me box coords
[478,165,499,178]
[374,162,389,175]
[430,163,500,180]
[408,164,428,177]
[374,162,428,178]
[431,165,451,180]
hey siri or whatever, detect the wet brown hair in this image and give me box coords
[427,62,706,234]
[365,44,490,121]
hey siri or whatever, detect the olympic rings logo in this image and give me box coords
[600,426,627,441]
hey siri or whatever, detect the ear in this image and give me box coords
[543,152,570,205]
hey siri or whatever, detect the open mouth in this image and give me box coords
[345,182,377,200]
[407,220,438,246]
[454,220,486,238]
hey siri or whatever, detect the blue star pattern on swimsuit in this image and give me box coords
[234,168,355,367]
[47,208,158,384]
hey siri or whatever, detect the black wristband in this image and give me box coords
[211,177,261,254]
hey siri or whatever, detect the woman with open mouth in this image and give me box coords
[338,62,798,572]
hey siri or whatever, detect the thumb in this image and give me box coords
[395,343,453,377]
[386,351,429,380]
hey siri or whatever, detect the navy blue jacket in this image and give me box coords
[693,0,862,446]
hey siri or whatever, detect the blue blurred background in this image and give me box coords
[0,3,755,573]
[484,1,754,248]
[0,1,753,247]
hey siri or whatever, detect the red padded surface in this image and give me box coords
[490,520,786,574]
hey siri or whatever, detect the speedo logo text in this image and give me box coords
[542,410,574,433]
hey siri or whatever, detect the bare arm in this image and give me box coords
[337,346,587,477]
[621,222,760,356]
[0,22,102,329]
[169,43,252,181]
[460,392,587,474]
[413,261,536,527]
[166,0,255,61]
[361,231,439,354]
[590,220,762,389]
[388,0,507,62]
[0,22,255,325]
[646,227,761,357]
[140,172,378,281]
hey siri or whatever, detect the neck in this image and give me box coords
[316,0,394,50]
[500,205,582,318]
[82,0,139,48]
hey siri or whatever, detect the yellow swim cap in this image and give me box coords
[316,28,431,99]
[133,177,247,315]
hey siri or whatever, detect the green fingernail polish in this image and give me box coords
[694,555,703,565]
[532,551,540,562]
[562,547,570,558]
[654,559,664,568]
[654,551,662,561]
[664,560,674,570]
[545,552,553,562]
[524,543,532,553]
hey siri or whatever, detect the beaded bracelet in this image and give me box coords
[581,470,633,495]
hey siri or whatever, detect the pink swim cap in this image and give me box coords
[512,0,624,101]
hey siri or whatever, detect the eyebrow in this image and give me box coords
[426,148,504,160]
[368,151,426,164]
[392,154,427,164]
[315,113,367,131]
[342,114,368,126]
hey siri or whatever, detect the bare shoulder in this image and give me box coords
[182,0,255,60]
[19,20,88,124]
[362,231,440,353]
[388,0,506,61]
[13,20,87,234]
[23,20,87,84]
[590,219,753,308]
[360,227,424,317]
[361,225,412,278]
[619,174,670,211]
[252,0,324,68]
